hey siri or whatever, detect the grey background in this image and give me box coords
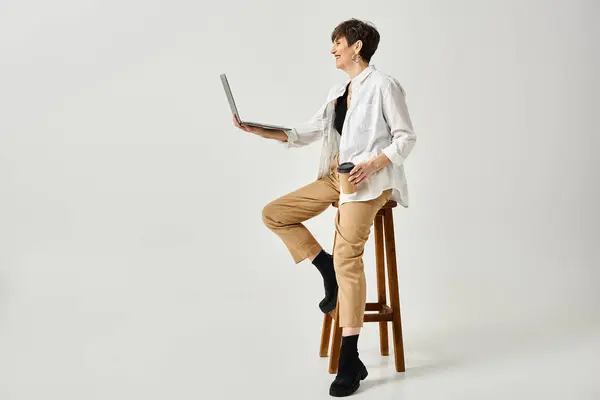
[1,0,598,399]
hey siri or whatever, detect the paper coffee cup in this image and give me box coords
[337,162,357,194]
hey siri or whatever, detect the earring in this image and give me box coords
[351,53,361,63]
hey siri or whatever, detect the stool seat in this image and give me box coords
[331,200,397,210]
[320,199,405,374]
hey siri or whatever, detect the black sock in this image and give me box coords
[341,334,359,357]
[338,334,360,373]
[312,250,336,283]
[312,250,338,311]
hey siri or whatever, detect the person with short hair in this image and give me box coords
[233,18,417,397]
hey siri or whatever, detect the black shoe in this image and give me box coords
[329,357,368,397]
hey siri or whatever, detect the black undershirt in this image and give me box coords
[334,83,350,135]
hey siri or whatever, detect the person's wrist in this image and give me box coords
[370,153,391,172]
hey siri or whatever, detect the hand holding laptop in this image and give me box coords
[221,73,291,131]
[232,114,262,135]
[232,114,289,142]
[221,73,290,142]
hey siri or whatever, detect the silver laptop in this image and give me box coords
[220,73,290,131]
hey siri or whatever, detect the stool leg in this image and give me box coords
[328,304,343,374]
[320,313,333,357]
[374,214,389,356]
[383,209,406,372]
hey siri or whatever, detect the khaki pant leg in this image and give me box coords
[262,173,340,264]
[333,189,393,327]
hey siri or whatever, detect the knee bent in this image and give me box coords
[261,201,278,228]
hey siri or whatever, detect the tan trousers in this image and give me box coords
[262,154,392,328]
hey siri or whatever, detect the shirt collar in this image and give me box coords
[351,64,375,85]
[330,64,376,101]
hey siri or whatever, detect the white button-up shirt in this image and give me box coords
[283,65,417,207]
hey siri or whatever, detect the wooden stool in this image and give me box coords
[320,200,405,374]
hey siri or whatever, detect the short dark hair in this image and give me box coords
[331,18,380,63]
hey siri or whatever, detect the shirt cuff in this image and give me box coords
[281,128,298,148]
[382,144,406,166]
